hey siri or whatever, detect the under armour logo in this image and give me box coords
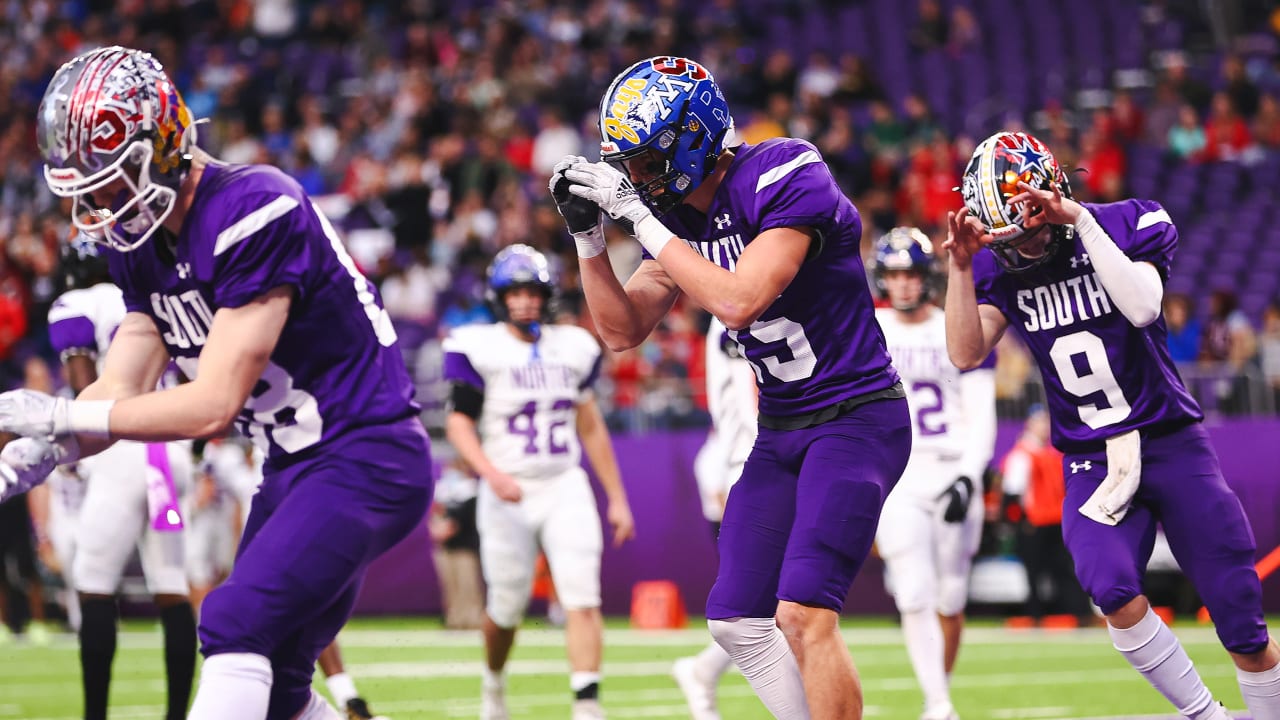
[1070,253,1091,268]
[176,263,191,279]
[714,213,733,230]
[1070,461,1092,473]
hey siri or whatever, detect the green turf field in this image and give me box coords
[0,616,1260,719]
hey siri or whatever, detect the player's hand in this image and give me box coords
[563,161,653,236]
[943,207,991,271]
[0,437,59,502]
[550,156,603,234]
[607,497,635,547]
[37,538,60,574]
[939,475,975,524]
[485,470,523,503]
[0,389,65,439]
[1009,180,1084,227]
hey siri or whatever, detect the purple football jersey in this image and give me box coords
[973,199,1202,452]
[107,163,418,463]
[662,138,899,422]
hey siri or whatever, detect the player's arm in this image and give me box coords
[102,286,292,441]
[443,384,523,503]
[579,255,681,351]
[957,366,997,483]
[641,227,810,331]
[1009,181,1163,327]
[943,209,1008,370]
[575,394,634,546]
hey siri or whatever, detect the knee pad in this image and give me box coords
[885,559,936,615]
[708,616,777,650]
[486,581,531,629]
[936,573,969,617]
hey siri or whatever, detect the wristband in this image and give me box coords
[573,225,607,259]
[66,399,114,438]
[634,214,676,259]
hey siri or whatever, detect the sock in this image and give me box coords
[78,597,118,720]
[186,653,272,720]
[295,689,343,720]
[64,589,81,633]
[693,640,735,683]
[901,609,952,715]
[483,667,505,689]
[160,602,197,720]
[1108,607,1217,718]
[326,671,359,708]
[571,671,600,700]
[708,617,811,719]
[1238,659,1280,719]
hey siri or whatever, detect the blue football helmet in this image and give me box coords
[872,227,937,310]
[486,244,556,326]
[598,56,735,216]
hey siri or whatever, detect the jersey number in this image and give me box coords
[731,316,817,383]
[909,380,947,436]
[508,399,575,455]
[1049,330,1132,429]
[174,357,323,453]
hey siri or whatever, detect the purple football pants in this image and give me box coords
[707,396,912,618]
[197,419,434,719]
[1062,421,1269,654]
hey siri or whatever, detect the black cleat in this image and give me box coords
[345,697,388,720]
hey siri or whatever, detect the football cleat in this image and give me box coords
[345,697,389,720]
[480,679,509,720]
[672,657,721,720]
[571,698,606,720]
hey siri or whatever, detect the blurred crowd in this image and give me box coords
[3,0,1280,429]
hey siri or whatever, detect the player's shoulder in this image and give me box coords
[48,283,122,324]
[189,163,309,247]
[1080,198,1174,231]
[544,323,601,355]
[443,322,503,353]
[738,137,824,179]
[198,162,307,206]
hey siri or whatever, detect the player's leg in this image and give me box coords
[674,518,735,720]
[779,398,912,720]
[477,481,539,720]
[540,469,606,719]
[935,477,985,677]
[1062,451,1227,720]
[877,485,951,720]
[72,448,150,720]
[191,442,432,720]
[706,430,809,719]
[1143,424,1280,717]
[137,521,197,720]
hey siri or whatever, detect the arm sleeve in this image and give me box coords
[211,193,312,309]
[1074,203,1166,327]
[957,367,997,483]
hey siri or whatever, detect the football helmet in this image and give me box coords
[486,244,556,328]
[61,232,112,290]
[872,226,937,311]
[597,56,735,216]
[959,131,1073,273]
[37,46,197,253]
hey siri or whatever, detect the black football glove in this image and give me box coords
[549,156,603,235]
[939,475,975,523]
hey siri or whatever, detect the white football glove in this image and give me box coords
[0,437,60,503]
[0,389,112,439]
[563,161,654,236]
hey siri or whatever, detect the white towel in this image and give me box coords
[1079,429,1142,526]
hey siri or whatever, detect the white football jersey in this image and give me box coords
[876,306,996,489]
[443,323,601,480]
[704,317,758,470]
[47,283,126,372]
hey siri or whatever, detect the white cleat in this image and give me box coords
[572,698,606,720]
[920,703,959,720]
[672,657,721,720]
[480,681,509,720]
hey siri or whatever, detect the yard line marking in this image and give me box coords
[992,708,1075,719]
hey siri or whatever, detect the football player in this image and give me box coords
[46,235,197,720]
[871,228,996,720]
[945,131,1280,720]
[553,56,911,719]
[443,244,635,720]
[1,46,433,720]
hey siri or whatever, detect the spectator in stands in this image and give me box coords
[1202,91,1252,162]
[1259,302,1280,410]
[1168,104,1207,159]
[910,0,949,51]
[1252,94,1280,150]
[1111,90,1146,145]
[833,53,884,105]
[1002,406,1092,625]
[1201,290,1259,414]
[1146,81,1186,148]
[947,4,981,55]
[1163,293,1202,364]
[1221,54,1260,119]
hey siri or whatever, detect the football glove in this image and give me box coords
[0,389,111,439]
[0,437,60,503]
[939,475,975,524]
[563,161,654,236]
[550,156,606,258]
